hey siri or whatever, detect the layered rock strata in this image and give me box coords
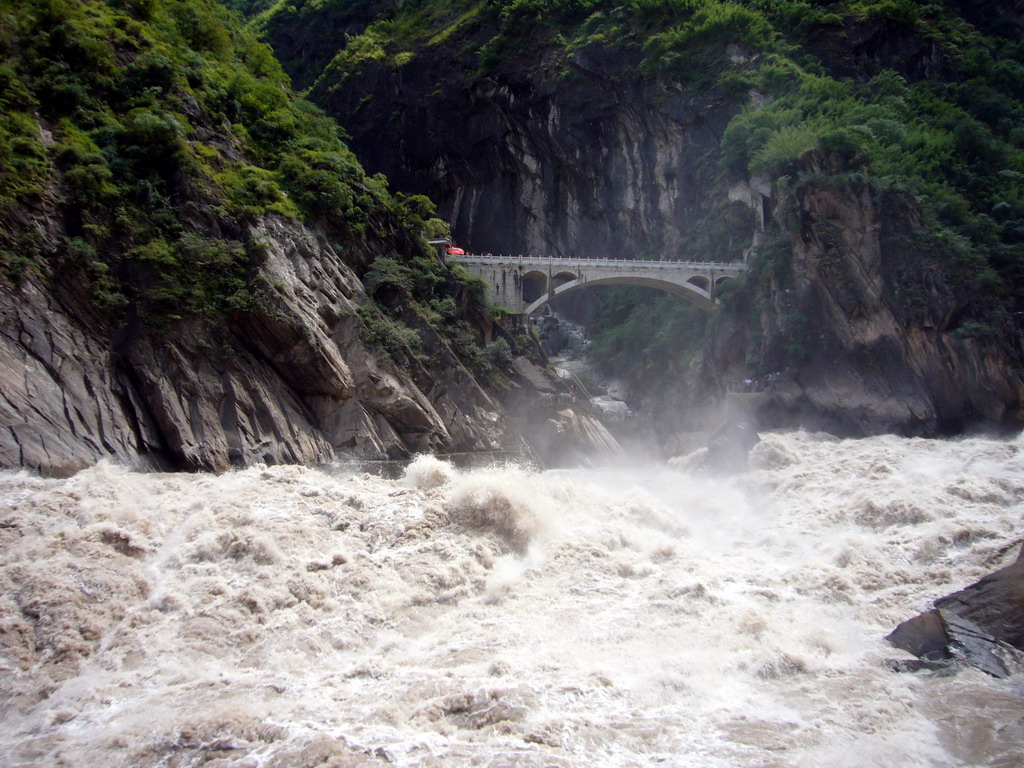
[1,215,507,475]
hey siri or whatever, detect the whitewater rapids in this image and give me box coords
[1,432,1022,767]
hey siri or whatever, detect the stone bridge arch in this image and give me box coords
[523,274,719,315]
[687,275,710,291]
[551,270,577,290]
[521,270,547,303]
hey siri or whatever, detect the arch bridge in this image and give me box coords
[453,254,746,314]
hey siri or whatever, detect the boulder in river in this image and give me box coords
[933,546,1024,649]
[885,545,1024,677]
[885,609,1024,678]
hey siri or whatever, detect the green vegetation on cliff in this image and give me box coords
[1,0,361,300]
[585,287,712,384]
[0,0,502,377]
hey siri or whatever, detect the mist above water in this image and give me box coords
[1,432,1023,767]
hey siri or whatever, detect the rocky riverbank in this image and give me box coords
[1,210,625,476]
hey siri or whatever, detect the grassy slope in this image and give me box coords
[262,0,1024,389]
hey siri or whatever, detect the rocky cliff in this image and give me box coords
[262,0,1024,438]
[0,0,628,476]
[675,177,1024,436]
[263,6,749,263]
[1,210,510,475]
[313,56,740,261]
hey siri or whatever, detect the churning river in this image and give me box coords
[1,431,1023,767]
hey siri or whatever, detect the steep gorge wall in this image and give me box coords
[676,178,1024,436]
[1,211,506,475]
[0,0,574,476]
[269,9,1024,439]
[304,46,744,261]
[769,183,1022,435]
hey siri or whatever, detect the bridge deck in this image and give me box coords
[453,254,745,272]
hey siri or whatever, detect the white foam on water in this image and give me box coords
[1,433,1023,766]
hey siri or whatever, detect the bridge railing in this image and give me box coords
[452,254,746,270]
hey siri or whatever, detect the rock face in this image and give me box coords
[669,180,1024,438]
[499,356,623,468]
[0,214,508,475]
[292,43,740,263]
[526,407,624,469]
[741,182,1023,435]
[1,267,148,476]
